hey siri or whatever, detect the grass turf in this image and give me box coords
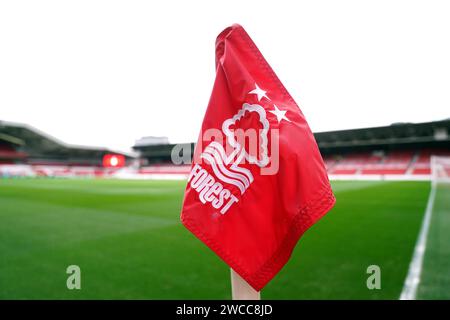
[417,183,450,299]
[0,178,430,299]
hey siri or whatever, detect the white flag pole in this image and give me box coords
[230,268,261,300]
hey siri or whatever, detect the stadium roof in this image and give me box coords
[0,120,134,162]
[315,119,450,153]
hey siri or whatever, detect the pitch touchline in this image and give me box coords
[399,183,437,300]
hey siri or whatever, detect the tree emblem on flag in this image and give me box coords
[222,103,270,168]
[199,102,271,198]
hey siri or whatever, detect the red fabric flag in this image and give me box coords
[181,24,336,291]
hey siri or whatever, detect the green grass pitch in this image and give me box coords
[0,178,432,299]
[417,183,450,299]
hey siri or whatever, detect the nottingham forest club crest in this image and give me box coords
[187,83,291,215]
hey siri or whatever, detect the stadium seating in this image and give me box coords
[409,149,450,175]
[1,149,449,179]
[328,151,417,176]
[128,150,444,178]
[0,144,27,162]
[139,164,191,174]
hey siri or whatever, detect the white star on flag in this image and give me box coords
[249,83,269,101]
[269,105,290,123]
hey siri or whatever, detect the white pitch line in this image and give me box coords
[399,184,437,300]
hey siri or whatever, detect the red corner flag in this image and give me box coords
[181,24,336,291]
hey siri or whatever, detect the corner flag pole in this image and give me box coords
[230,269,261,300]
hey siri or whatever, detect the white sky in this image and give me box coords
[1,0,449,153]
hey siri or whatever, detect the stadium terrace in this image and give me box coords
[0,119,449,180]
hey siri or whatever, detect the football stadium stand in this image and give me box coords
[1,119,449,180]
[0,120,133,177]
[133,119,450,180]
[318,119,450,179]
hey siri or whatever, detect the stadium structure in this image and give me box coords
[1,119,449,179]
[0,120,133,177]
[131,119,450,180]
